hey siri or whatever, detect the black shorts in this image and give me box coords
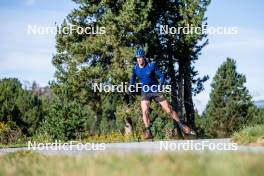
[141,92,166,103]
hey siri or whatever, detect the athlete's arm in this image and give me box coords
[130,66,137,86]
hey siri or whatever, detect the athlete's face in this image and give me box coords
[137,57,145,66]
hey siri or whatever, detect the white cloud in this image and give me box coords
[250,89,264,101]
[205,27,264,51]
[206,39,264,50]
[0,51,55,86]
[25,0,36,6]
[0,51,53,71]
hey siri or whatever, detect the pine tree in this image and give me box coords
[0,78,43,135]
[204,58,255,137]
[144,0,210,129]
[51,0,211,137]
[51,0,153,135]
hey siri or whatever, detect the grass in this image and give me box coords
[0,143,28,149]
[232,125,264,146]
[0,151,263,176]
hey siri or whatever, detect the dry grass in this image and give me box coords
[0,151,263,176]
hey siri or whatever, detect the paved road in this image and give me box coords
[1,138,264,155]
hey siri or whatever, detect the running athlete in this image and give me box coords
[130,48,191,139]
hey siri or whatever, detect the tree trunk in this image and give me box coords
[124,117,133,135]
[167,40,183,138]
[178,59,184,121]
[183,60,195,128]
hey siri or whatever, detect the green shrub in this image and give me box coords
[232,124,264,145]
[0,78,44,136]
[30,131,55,143]
[115,97,175,139]
[40,97,97,140]
[0,122,26,145]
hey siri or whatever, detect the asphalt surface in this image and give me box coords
[1,138,264,155]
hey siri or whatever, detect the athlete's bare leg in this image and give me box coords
[141,100,151,127]
[159,100,190,134]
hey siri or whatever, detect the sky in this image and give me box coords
[0,0,263,113]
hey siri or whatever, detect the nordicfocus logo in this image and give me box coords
[92,82,171,93]
[27,24,106,35]
[28,140,106,151]
[160,24,238,35]
[160,140,238,151]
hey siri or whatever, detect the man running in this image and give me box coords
[130,48,191,139]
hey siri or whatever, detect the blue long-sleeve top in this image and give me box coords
[130,62,165,93]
